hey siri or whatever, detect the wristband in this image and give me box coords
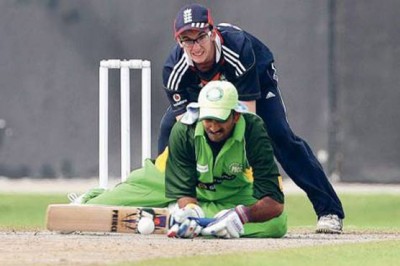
[235,205,251,224]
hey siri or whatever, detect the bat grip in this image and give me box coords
[190,217,216,227]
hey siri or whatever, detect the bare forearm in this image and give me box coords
[242,100,256,113]
[244,197,283,223]
[177,196,198,208]
[177,196,282,222]
[176,113,184,121]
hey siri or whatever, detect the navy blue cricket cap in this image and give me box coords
[174,3,214,38]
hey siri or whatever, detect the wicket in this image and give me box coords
[99,59,151,189]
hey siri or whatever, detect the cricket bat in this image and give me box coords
[46,204,170,234]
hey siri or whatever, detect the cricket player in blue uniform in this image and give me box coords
[158,3,344,233]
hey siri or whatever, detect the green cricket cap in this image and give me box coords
[196,80,247,121]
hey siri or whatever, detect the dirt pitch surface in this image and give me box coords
[1,178,400,265]
[1,230,399,266]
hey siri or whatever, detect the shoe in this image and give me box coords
[316,214,343,234]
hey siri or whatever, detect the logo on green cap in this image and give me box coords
[206,87,224,102]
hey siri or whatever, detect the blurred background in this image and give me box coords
[0,0,398,183]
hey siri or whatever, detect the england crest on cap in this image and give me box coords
[174,4,214,37]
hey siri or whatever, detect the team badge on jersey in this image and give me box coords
[172,93,181,102]
[229,162,243,174]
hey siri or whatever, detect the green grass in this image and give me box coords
[0,193,67,230]
[1,193,399,231]
[285,193,400,230]
[127,240,400,266]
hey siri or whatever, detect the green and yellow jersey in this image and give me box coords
[165,112,284,206]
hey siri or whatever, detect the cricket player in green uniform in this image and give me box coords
[84,80,287,238]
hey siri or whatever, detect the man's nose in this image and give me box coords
[192,41,202,49]
[208,120,221,131]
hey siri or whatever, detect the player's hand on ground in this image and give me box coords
[167,204,205,238]
[201,206,248,239]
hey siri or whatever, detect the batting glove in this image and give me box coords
[201,205,249,239]
[167,203,205,238]
[67,188,106,204]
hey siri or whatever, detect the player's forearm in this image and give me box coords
[242,100,256,113]
[243,196,283,223]
[175,113,184,121]
[177,196,198,208]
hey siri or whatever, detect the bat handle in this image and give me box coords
[190,217,216,227]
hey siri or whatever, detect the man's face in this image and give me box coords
[202,112,240,143]
[179,29,215,66]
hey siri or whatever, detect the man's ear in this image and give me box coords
[210,29,217,41]
[233,112,241,123]
[176,38,184,48]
